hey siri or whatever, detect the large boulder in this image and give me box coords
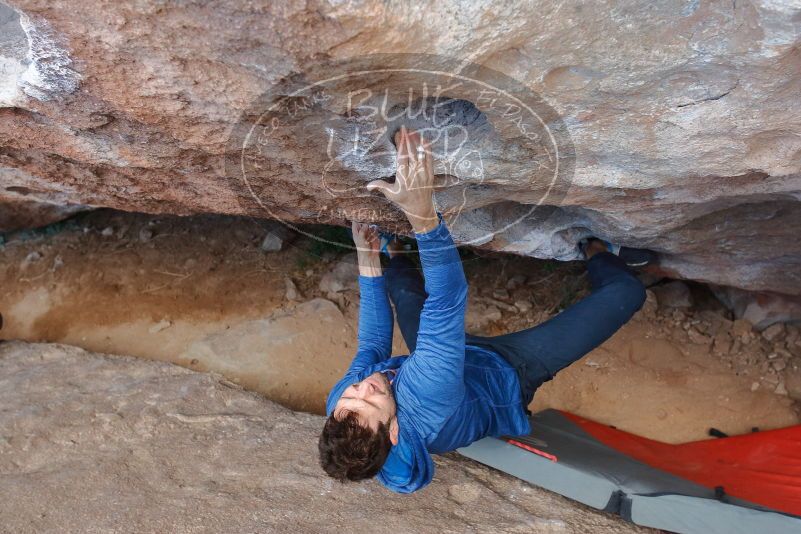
[1,0,800,295]
[0,341,647,532]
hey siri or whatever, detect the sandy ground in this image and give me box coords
[1,209,799,443]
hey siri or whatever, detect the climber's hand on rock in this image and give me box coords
[351,221,382,277]
[367,125,439,234]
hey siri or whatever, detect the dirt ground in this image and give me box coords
[1,209,799,444]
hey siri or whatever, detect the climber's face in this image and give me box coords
[333,372,399,444]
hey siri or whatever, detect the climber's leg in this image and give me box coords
[467,252,645,405]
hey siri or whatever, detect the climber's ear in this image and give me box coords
[389,417,399,446]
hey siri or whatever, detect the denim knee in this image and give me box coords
[618,276,646,315]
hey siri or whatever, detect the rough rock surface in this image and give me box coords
[177,298,356,413]
[1,0,800,295]
[0,341,649,533]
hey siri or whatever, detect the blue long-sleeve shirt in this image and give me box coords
[326,215,531,493]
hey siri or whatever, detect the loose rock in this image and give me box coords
[319,253,359,293]
[284,276,302,301]
[139,227,154,243]
[515,300,532,313]
[762,323,786,343]
[652,281,693,309]
[731,319,754,339]
[687,328,712,346]
[485,305,502,322]
[712,333,733,356]
[20,250,42,270]
[260,224,295,252]
[148,319,172,334]
[492,288,511,301]
[506,275,527,291]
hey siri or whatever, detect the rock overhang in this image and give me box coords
[0,0,799,295]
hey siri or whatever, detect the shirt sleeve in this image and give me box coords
[395,213,468,440]
[346,274,394,373]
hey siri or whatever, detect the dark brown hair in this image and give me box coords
[318,412,392,482]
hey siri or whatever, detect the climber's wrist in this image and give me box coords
[403,198,438,234]
[407,210,439,234]
[357,254,382,277]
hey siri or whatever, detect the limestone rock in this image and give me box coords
[260,222,295,252]
[0,0,800,297]
[178,298,352,413]
[687,328,712,346]
[762,323,786,343]
[731,319,754,339]
[652,281,693,309]
[714,286,801,329]
[785,358,801,400]
[696,310,732,337]
[712,333,733,356]
[319,253,360,294]
[466,302,502,332]
[0,341,647,533]
[515,299,532,313]
[284,276,302,301]
[0,196,86,232]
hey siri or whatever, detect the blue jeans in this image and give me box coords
[385,252,646,406]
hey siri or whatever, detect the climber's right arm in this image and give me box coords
[346,222,394,372]
[367,126,468,437]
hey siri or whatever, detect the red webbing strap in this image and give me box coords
[505,438,558,462]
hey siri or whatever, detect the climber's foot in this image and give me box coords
[385,236,415,258]
[386,238,403,258]
[581,238,608,260]
[580,238,656,268]
[618,247,657,268]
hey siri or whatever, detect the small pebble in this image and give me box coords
[514,300,532,313]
